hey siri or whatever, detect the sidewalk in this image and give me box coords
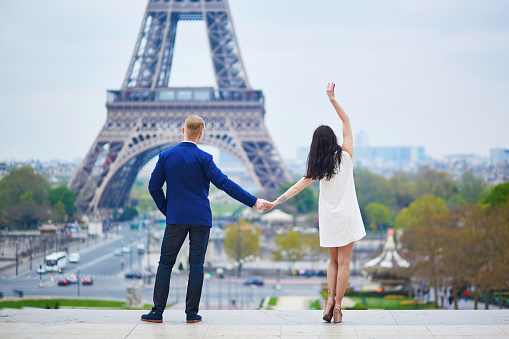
[1,309,508,338]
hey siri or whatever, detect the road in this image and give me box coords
[0,227,327,309]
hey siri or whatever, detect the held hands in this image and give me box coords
[326,82,336,101]
[254,198,269,211]
[263,200,277,212]
[254,198,278,212]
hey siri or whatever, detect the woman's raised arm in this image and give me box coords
[326,82,353,157]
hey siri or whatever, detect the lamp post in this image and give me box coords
[77,266,80,297]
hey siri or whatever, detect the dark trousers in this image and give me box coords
[151,224,210,317]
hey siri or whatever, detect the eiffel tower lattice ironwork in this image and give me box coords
[69,0,292,213]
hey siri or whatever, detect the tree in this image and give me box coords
[482,182,509,207]
[0,167,51,229]
[394,194,448,231]
[398,196,452,308]
[302,232,328,259]
[354,169,396,209]
[278,182,317,214]
[390,171,418,209]
[0,167,50,208]
[458,171,487,204]
[53,200,67,222]
[115,206,139,221]
[49,186,76,215]
[273,231,304,263]
[223,219,260,262]
[416,167,458,201]
[445,203,509,309]
[364,202,390,230]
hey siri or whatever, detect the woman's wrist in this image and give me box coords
[276,194,288,204]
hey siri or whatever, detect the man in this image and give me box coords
[141,115,267,324]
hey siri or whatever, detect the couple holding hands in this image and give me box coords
[142,83,366,325]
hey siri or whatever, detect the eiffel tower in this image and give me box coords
[69,0,292,214]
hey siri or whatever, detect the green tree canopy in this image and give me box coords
[115,206,139,221]
[416,167,458,201]
[278,181,317,214]
[223,219,260,261]
[482,182,509,207]
[0,167,50,208]
[364,202,390,229]
[53,200,67,222]
[354,169,396,209]
[394,194,448,231]
[0,167,51,229]
[48,186,76,215]
[390,171,418,209]
[458,171,488,203]
[273,231,304,262]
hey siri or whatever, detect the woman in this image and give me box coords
[265,82,366,323]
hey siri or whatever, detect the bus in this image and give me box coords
[45,252,67,273]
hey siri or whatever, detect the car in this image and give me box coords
[114,249,121,256]
[125,271,142,279]
[81,277,93,285]
[57,278,71,286]
[136,243,145,254]
[37,265,47,274]
[69,253,80,263]
[121,247,130,253]
[243,277,264,286]
[66,273,78,284]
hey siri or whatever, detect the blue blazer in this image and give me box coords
[148,142,257,227]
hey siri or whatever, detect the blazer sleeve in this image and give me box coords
[148,154,167,216]
[204,155,257,207]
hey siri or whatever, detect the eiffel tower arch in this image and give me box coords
[69,0,292,214]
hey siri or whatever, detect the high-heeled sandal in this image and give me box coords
[333,304,343,323]
[322,298,335,322]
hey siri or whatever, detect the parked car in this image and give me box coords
[137,243,145,254]
[125,271,142,279]
[114,249,121,256]
[69,253,80,263]
[121,246,130,253]
[66,273,78,284]
[243,277,264,286]
[57,278,71,286]
[81,277,93,285]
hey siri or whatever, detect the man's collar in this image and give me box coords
[181,140,197,145]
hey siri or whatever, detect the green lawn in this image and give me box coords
[309,299,322,310]
[210,203,243,217]
[349,296,436,310]
[267,297,278,306]
[0,298,154,310]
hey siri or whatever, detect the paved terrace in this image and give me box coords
[1,309,508,338]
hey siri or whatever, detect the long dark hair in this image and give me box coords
[304,125,342,181]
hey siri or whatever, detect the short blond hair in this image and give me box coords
[184,115,205,138]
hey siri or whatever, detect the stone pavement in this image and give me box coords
[1,309,508,338]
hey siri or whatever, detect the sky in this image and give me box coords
[0,0,508,164]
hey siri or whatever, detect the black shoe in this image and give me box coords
[186,314,202,323]
[141,311,163,323]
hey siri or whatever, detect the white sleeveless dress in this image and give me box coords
[318,151,366,247]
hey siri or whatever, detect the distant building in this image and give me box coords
[0,162,8,180]
[354,146,427,174]
[355,130,369,148]
[0,160,78,183]
[490,148,509,164]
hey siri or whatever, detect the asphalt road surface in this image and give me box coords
[0,228,327,309]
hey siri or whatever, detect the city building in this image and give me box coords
[490,148,509,164]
